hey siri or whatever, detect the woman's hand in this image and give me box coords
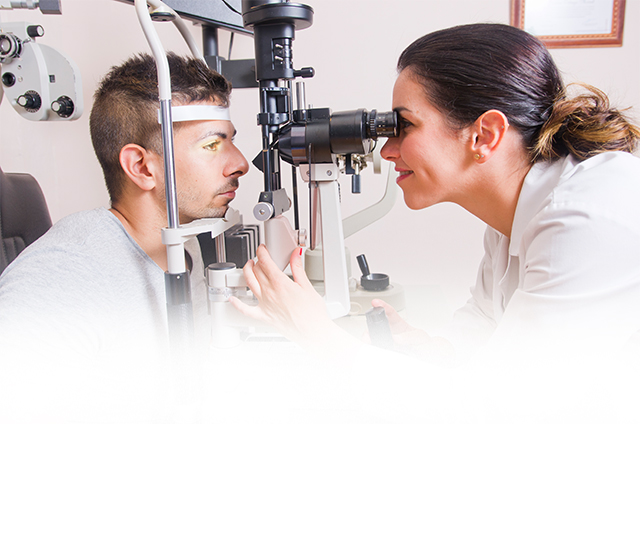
[371,299,454,358]
[229,245,343,346]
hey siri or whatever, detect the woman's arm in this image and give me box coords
[229,245,357,355]
[230,245,453,359]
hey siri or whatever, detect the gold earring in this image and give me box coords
[474,153,484,160]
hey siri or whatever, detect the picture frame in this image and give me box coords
[510,0,626,48]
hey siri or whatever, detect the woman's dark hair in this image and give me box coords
[398,23,639,162]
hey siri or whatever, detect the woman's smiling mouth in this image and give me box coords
[396,168,413,181]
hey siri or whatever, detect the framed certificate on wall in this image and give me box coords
[510,0,626,48]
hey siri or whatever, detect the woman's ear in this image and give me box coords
[471,109,509,163]
[119,144,162,191]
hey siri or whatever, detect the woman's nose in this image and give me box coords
[380,137,399,161]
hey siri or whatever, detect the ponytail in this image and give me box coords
[532,84,640,162]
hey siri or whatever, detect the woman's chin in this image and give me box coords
[402,192,430,211]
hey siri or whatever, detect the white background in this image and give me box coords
[1,0,639,321]
[1,2,640,533]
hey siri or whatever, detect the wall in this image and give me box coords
[1,0,638,317]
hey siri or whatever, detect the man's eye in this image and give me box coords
[204,140,221,151]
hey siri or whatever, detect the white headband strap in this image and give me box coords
[157,105,231,123]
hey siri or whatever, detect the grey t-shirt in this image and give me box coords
[0,207,209,361]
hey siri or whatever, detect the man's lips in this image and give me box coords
[218,181,240,199]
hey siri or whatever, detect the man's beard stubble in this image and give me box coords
[168,177,240,223]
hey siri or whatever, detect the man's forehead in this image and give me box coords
[159,102,231,124]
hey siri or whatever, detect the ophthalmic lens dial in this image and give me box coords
[51,95,75,118]
[17,90,42,112]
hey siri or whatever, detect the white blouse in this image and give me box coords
[448,152,640,357]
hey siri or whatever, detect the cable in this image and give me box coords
[221,0,241,16]
[228,31,235,59]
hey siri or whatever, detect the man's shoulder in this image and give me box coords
[0,206,166,346]
[44,207,120,243]
[6,207,141,264]
[0,206,152,291]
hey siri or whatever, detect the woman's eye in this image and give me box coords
[399,117,412,130]
[204,140,221,151]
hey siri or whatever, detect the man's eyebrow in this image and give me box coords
[198,129,237,141]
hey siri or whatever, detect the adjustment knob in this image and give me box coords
[17,91,42,112]
[293,67,315,79]
[253,202,275,222]
[26,25,45,39]
[51,95,75,118]
[2,72,16,87]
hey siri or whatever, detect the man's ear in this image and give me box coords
[119,144,162,191]
[470,109,509,163]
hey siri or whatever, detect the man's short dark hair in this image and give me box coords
[89,53,231,203]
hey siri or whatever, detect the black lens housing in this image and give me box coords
[278,108,398,166]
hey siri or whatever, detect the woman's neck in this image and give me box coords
[457,144,532,238]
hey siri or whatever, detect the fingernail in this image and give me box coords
[298,247,303,256]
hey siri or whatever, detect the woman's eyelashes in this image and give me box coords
[399,116,413,130]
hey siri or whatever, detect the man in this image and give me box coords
[0,53,249,363]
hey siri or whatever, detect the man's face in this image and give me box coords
[163,101,249,223]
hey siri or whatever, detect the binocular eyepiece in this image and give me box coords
[278,107,398,166]
[364,109,398,140]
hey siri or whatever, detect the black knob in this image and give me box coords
[51,96,75,118]
[293,67,314,79]
[357,254,371,276]
[356,253,390,291]
[2,72,16,87]
[351,174,361,194]
[17,91,42,112]
[26,25,44,39]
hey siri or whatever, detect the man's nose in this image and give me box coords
[226,144,250,177]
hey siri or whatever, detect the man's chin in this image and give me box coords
[179,206,228,223]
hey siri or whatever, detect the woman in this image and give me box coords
[231,23,640,358]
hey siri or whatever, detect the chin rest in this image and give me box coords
[0,166,52,274]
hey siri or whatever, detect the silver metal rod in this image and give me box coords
[309,181,319,250]
[215,233,226,263]
[159,99,179,229]
[295,81,306,110]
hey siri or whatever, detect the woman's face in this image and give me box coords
[381,69,473,210]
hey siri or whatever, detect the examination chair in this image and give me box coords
[0,166,52,274]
